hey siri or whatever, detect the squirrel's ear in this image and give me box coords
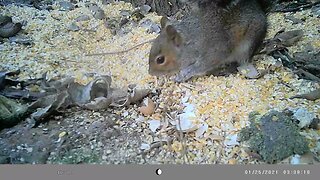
[160,16,169,29]
[165,25,182,47]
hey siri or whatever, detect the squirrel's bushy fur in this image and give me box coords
[184,0,273,12]
[149,0,271,82]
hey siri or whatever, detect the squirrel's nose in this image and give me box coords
[148,68,154,75]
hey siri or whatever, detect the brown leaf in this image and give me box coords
[138,97,155,116]
[290,88,320,101]
[260,29,304,54]
[67,75,111,105]
[274,29,304,47]
[0,70,21,90]
[110,87,150,108]
[29,91,70,124]
[83,97,112,110]
[109,89,129,107]
[128,88,151,104]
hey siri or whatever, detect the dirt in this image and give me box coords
[0,0,319,165]
[0,107,156,164]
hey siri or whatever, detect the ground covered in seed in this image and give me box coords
[0,1,319,164]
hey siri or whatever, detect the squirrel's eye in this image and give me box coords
[156,56,165,65]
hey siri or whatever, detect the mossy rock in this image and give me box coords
[239,110,310,164]
[0,95,28,130]
[50,148,102,164]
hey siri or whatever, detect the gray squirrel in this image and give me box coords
[148,0,272,82]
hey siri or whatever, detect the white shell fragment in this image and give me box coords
[181,91,191,104]
[140,143,150,151]
[176,112,198,132]
[195,123,208,138]
[183,103,195,113]
[1,0,319,165]
[290,154,301,164]
[176,103,199,132]
[224,134,239,146]
[292,108,316,128]
[149,120,161,133]
[237,63,260,79]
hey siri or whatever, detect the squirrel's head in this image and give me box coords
[148,17,183,76]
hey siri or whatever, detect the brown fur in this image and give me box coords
[148,0,269,82]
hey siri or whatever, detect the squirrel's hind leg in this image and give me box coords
[226,12,268,78]
[228,15,267,65]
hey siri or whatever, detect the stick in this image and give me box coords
[272,2,320,13]
[290,88,320,101]
[85,39,154,56]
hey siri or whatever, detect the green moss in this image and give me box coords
[50,148,102,164]
[239,110,310,164]
[0,95,29,130]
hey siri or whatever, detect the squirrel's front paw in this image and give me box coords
[173,68,195,83]
[174,74,188,83]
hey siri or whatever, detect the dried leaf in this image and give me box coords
[128,88,151,104]
[110,87,150,108]
[109,89,129,107]
[290,88,320,101]
[0,70,21,90]
[29,91,69,124]
[68,76,111,105]
[0,95,28,129]
[274,29,304,47]
[138,97,155,116]
[260,29,304,54]
[83,97,112,110]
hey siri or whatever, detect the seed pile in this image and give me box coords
[0,1,319,164]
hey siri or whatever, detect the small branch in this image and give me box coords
[290,88,320,101]
[272,2,320,13]
[85,39,154,56]
[295,69,320,82]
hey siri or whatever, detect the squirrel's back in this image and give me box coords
[148,0,270,79]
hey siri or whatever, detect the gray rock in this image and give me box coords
[59,1,75,11]
[293,108,316,128]
[93,9,106,20]
[311,4,320,17]
[139,5,151,15]
[75,15,91,22]
[9,35,33,45]
[0,22,22,38]
[120,10,131,17]
[88,4,106,20]
[140,19,160,34]
[68,22,80,32]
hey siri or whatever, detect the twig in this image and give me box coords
[85,39,154,56]
[175,109,190,164]
[180,83,199,91]
[290,88,320,101]
[305,64,320,72]
[272,2,320,13]
[295,69,320,82]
